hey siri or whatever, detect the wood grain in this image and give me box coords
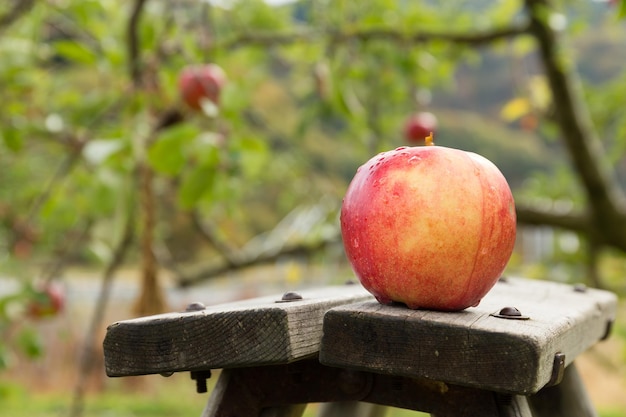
[104,285,371,377]
[320,277,617,394]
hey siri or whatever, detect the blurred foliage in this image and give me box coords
[1,0,626,370]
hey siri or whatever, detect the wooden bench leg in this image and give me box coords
[200,358,372,417]
[493,394,533,417]
[429,394,532,417]
[317,402,387,417]
[200,368,309,417]
[528,362,598,417]
[260,404,307,417]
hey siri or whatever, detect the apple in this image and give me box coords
[340,135,516,311]
[403,112,438,144]
[178,64,226,111]
[27,282,65,319]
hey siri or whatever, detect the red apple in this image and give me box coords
[403,112,438,144]
[340,136,516,311]
[27,282,65,319]
[178,64,226,111]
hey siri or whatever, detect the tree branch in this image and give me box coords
[525,0,626,249]
[177,236,340,288]
[0,0,37,34]
[222,23,532,50]
[26,135,86,225]
[191,211,240,267]
[41,220,94,284]
[515,204,589,233]
[127,0,148,87]
[68,208,135,417]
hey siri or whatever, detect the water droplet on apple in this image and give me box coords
[408,156,420,164]
[395,146,408,151]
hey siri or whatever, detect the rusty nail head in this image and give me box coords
[186,301,206,312]
[573,283,587,293]
[491,306,530,320]
[277,291,303,303]
[547,353,566,386]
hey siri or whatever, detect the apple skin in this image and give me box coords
[178,64,226,111]
[340,145,516,311]
[403,112,438,144]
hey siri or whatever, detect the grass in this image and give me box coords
[1,374,624,417]
[0,376,209,417]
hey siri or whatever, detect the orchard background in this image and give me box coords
[1,0,626,416]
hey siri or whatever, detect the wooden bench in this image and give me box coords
[103,277,617,417]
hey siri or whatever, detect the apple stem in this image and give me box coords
[425,132,434,146]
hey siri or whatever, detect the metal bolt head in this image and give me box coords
[491,306,530,320]
[190,370,211,394]
[500,306,522,317]
[277,291,303,303]
[185,301,206,312]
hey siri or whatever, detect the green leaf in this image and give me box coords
[619,0,626,19]
[16,328,43,359]
[148,125,198,175]
[0,346,10,370]
[236,137,268,177]
[1,127,22,152]
[190,133,221,167]
[179,165,217,209]
[53,40,97,65]
[511,36,535,57]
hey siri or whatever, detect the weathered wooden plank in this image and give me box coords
[104,285,371,377]
[320,277,617,395]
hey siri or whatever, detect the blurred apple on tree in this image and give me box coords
[403,112,438,144]
[27,282,65,319]
[178,64,226,112]
[340,135,516,311]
